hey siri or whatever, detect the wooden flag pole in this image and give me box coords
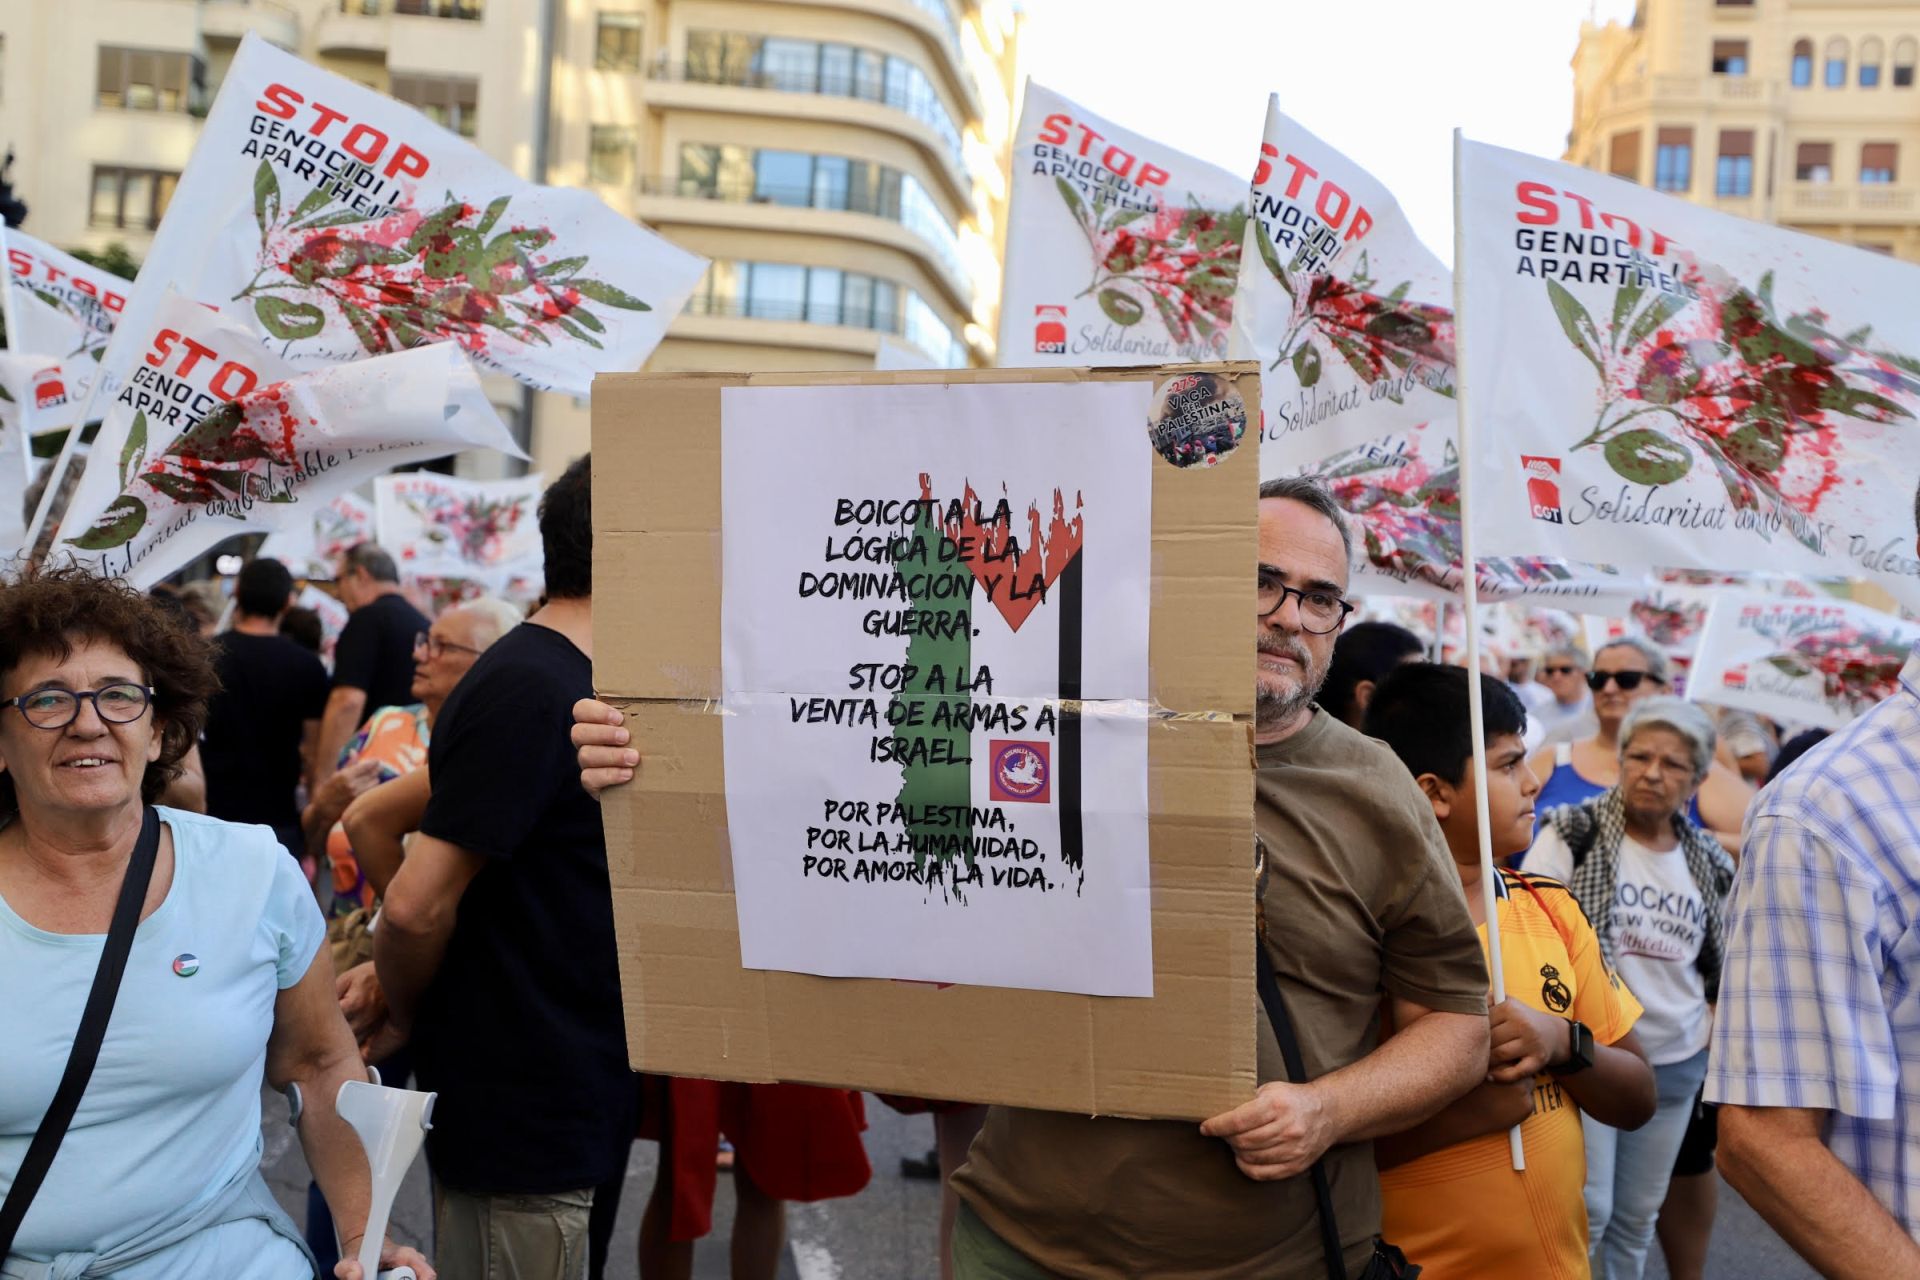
[1452,128,1524,1172]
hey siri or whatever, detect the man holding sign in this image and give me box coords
[576,476,1491,1279]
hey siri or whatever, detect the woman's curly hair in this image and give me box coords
[0,563,220,815]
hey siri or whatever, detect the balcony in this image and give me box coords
[201,0,301,47]
[633,176,970,305]
[1783,183,1918,222]
[645,61,970,200]
[318,2,389,55]
[1601,72,1785,113]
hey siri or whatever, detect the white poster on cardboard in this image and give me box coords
[719,379,1155,996]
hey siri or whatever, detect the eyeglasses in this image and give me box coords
[1257,568,1353,635]
[1541,665,1580,677]
[414,631,483,661]
[5,683,155,730]
[1588,670,1661,692]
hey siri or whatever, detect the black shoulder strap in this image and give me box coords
[0,806,161,1262]
[1254,934,1347,1280]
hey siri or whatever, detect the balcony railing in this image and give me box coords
[647,61,965,170]
[337,0,482,17]
[1784,184,1917,216]
[636,176,967,282]
[1603,72,1783,110]
[683,293,906,335]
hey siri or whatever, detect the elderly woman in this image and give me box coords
[0,566,430,1280]
[1527,637,1753,853]
[1525,698,1735,1280]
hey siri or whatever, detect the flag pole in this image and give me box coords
[0,223,20,355]
[20,367,102,558]
[1452,128,1524,1172]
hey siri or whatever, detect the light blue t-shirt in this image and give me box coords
[0,808,325,1275]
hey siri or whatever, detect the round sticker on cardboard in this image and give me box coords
[1148,373,1246,468]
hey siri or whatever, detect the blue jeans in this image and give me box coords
[1583,1046,1710,1280]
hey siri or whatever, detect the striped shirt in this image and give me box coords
[1704,656,1920,1239]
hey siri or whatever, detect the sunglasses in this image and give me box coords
[1541,665,1580,677]
[1588,670,1661,692]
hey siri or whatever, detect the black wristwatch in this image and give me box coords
[1550,1019,1595,1076]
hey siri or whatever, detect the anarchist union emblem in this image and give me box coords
[1539,962,1573,1013]
[989,739,1051,804]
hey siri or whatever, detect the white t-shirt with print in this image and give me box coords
[1528,827,1709,1065]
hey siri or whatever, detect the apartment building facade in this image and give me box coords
[0,0,1020,475]
[1567,0,1920,260]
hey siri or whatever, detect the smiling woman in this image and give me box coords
[0,565,434,1280]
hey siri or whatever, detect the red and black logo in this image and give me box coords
[1522,455,1564,524]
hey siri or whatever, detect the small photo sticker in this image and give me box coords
[1148,372,1246,468]
[989,739,1051,804]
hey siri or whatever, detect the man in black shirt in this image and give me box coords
[375,456,635,1278]
[315,542,429,787]
[201,556,330,856]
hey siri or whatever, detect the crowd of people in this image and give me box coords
[2,461,1917,1280]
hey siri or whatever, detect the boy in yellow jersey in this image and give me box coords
[1364,664,1658,1279]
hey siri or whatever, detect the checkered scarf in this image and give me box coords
[1544,787,1735,1003]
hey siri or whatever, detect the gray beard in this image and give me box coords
[1255,638,1325,734]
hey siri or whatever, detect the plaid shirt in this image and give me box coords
[1705,656,1920,1239]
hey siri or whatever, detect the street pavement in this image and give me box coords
[265,1090,1815,1279]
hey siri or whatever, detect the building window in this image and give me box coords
[1897,38,1917,86]
[390,73,477,138]
[1715,0,1752,6]
[753,149,815,206]
[1794,141,1832,183]
[393,0,483,18]
[588,126,635,186]
[595,12,643,71]
[1791,39,1813,87]
[1711,40,1748,76]
[905,292,964,366]
[688,259,916,334]
[96,46,198,112]
[1654,128,1692,192]
[1608,130,1640,181]
[89,166,178,229]
[1826,38,1849,87]
[1861,142,1899,184]
[1717,130,1754,196]
[680,32,964,168]
[1861,37,1884,87]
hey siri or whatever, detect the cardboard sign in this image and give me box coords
[593,364,1259,1121]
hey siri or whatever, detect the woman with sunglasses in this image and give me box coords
[1526,638,1753,854]
[0,565,430,1279]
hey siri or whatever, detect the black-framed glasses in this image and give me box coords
[1588,670,1661,692]
[1257,567,1353,635]
[5,683,155,730]
[1541,665,1580,677]
[414,631,482,661]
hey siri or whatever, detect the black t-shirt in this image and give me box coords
[414,622,637,1194]
[201,631,331,835]
[332,593,429,718]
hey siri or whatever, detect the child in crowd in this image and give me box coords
[1364,664,1657,1278]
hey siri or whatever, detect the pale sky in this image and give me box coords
[1017,0,1640,264]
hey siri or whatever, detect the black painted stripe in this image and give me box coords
[1058,551,1083,880]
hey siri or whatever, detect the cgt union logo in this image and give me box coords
[989,739,1050,803]
[1033,305,1067,355]
[1522,455,1564,523]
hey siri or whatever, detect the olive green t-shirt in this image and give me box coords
[950,708,1489,1280]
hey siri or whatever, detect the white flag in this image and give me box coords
[255,489,375,579]
[88,33,705,406]
[1305,418,1642,611]
[3,227,127,362]
[59,291,523,587]
[375,471,544,589]
[1233,98,1454,474]
[1688,592,1920,730]
[998,82,1248,368]
[1458,138,1920,606]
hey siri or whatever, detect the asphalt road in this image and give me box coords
[265,1091,1816,1279]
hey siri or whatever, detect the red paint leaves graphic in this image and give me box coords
[919,474,1085,632]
